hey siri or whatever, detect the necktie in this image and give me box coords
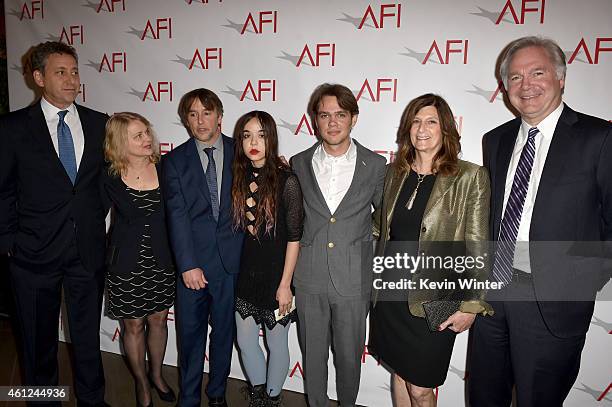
[492,127,539,285]
[57,110,77,184]
[204,147,219,221]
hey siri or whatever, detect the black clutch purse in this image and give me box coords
[422,300,461,332]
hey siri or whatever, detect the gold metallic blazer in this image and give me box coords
[373,159,493,317]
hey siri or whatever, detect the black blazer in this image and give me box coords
[0,102,108,273]
[101,163,173,274]
[484,104,612,337]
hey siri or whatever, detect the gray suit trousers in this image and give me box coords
[296,280,369,407]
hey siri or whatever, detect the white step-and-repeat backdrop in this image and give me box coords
[5,0,611,405]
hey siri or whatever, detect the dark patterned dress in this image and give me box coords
[106,187,175,319]
[235,167,304,330]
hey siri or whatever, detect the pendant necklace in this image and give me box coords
[405,173,428,210]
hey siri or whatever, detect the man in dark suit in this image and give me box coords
[0,42,108,406]
[163,88,243,407]
[469,36,612,407]
[291,83,385,407]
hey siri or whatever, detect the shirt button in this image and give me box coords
[421,227,427,233]
[330,217,336,223]
[328,242,335,248]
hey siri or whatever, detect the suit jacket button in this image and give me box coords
[328,242,335,248]
[421,227,427,233]
[330,217,336,223]
[72,189,76,195]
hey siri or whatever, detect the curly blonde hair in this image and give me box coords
[104,112,160,177]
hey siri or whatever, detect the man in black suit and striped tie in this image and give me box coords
[468,36,612,407]
[0,42,109,407]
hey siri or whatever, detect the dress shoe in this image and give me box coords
[208,396,228,407]
[148,375,176,402]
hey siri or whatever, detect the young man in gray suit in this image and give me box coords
[291,83,386,407]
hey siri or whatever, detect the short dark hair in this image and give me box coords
[30,41,78,73]
[307,83,359,135]
[177,88,224,132]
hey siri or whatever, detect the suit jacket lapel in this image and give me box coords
[75,103,94,185]
[383,168,408,235]
[305,142,332,215]
[492,120,520,239]
[530,105,577,238]
[186,138,212,205]
[423,170,458,219]
[28,103,72,184]
[219,135,233,213]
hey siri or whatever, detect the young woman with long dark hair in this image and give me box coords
[231,111,304,407]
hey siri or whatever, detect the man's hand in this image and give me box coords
[439,311,476,333]
[182,268,208,290]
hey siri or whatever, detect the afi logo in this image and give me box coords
[141,18,172,40]
[60,25,84,45]
[288,361,304,379]
[454,116,463,135]
[423,40,469,64]
[159,142,175,155]
[362,345,381,364]
[241,11,278,34]
[295,114,314,136]
[374,150,397,163]
[189,48,223,70]
[357,79,398,102]
[18,0,44,20]
[99,52,126,72]
[241,80,276,102]
[96,0,125,13]
[359,4,401,29]
[143,81,173,102]
[568,37,612,64]
[78,84,86,103]
[110,327,121,341]
[496,0,545,24]
[297,44,336,67]
[467,83,504,103]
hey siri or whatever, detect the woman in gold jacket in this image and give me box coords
[369,94,492,407]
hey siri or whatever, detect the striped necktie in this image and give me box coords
[57,110,77,184]
[492,127,539,285]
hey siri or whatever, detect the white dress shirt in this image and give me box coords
[501,102,564,272]
[40,97,85,170]
[312,139,357,214]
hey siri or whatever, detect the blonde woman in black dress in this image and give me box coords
[102,112,176,407]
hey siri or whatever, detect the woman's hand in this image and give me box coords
[439,311,476,333]
[276,284,293,316]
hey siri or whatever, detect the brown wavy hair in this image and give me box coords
[104,112,160,177]
[307,83,359,136]
[394,94,461,176]
[231,111,288,236]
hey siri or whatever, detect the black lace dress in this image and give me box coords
[235,166,304,330]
